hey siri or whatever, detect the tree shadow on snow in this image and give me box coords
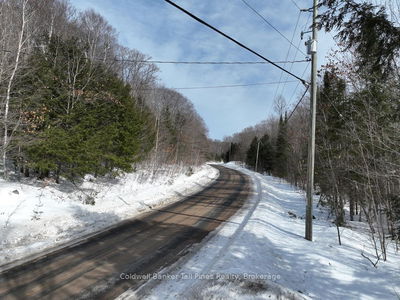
[182,221,399,300]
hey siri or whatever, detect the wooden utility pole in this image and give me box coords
[305,0,318,241]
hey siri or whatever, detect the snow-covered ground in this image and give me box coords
[121,163,400,300]
[0,164,219,267]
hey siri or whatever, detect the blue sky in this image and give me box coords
[70,0,335,140]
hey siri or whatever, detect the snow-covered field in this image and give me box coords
[122,163,400,300]
[0,164,219,267]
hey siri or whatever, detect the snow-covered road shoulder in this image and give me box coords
[0,164,219,268]
[127,163,400,300]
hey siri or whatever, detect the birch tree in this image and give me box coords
[1,0,33,178]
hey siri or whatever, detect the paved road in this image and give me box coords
[0,165,251,299]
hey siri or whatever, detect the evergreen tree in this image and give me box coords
[274,115,289,178]
[246,136,258,169]
[15,36,154,181]
[320,0,400,78]
[258,133,274,173]
[224,142,240,162]
[315,70,348,225]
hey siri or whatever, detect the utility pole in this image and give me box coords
[255,139,260,172]
[305,0,318,241]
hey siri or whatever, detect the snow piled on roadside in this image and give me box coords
[126,163,400,300]
[0,164,219,267]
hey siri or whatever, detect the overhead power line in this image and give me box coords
[124,59,310,65]
[272,11,302,106]
[287,13,312,105]
[142,80,297,91]
[0,49,309,65]
[288,62,311,104]
[287,85,309,121]
[163,0,308,86]
[289,0,302,10]
[285,12,313,122]
[173,80,297,90]
[239,0,307,57]
[275,11,304,103]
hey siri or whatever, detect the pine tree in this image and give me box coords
[274,115,289,178]
[258,134,274,173]
[246,136,258,169]
[320,0,400,78]
[224,142,240,162]
[15,36,154,181]
[315,70,347,225]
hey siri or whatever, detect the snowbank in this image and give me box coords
[0,164,219,267]
[125,163,400,300]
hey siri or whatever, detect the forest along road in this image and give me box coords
[0,165,251,300]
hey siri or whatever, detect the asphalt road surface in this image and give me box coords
[0,165,251,299]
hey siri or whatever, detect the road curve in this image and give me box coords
[0,165,251,300]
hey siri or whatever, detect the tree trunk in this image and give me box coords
[350,197,354,221]
[2,0,28,179]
